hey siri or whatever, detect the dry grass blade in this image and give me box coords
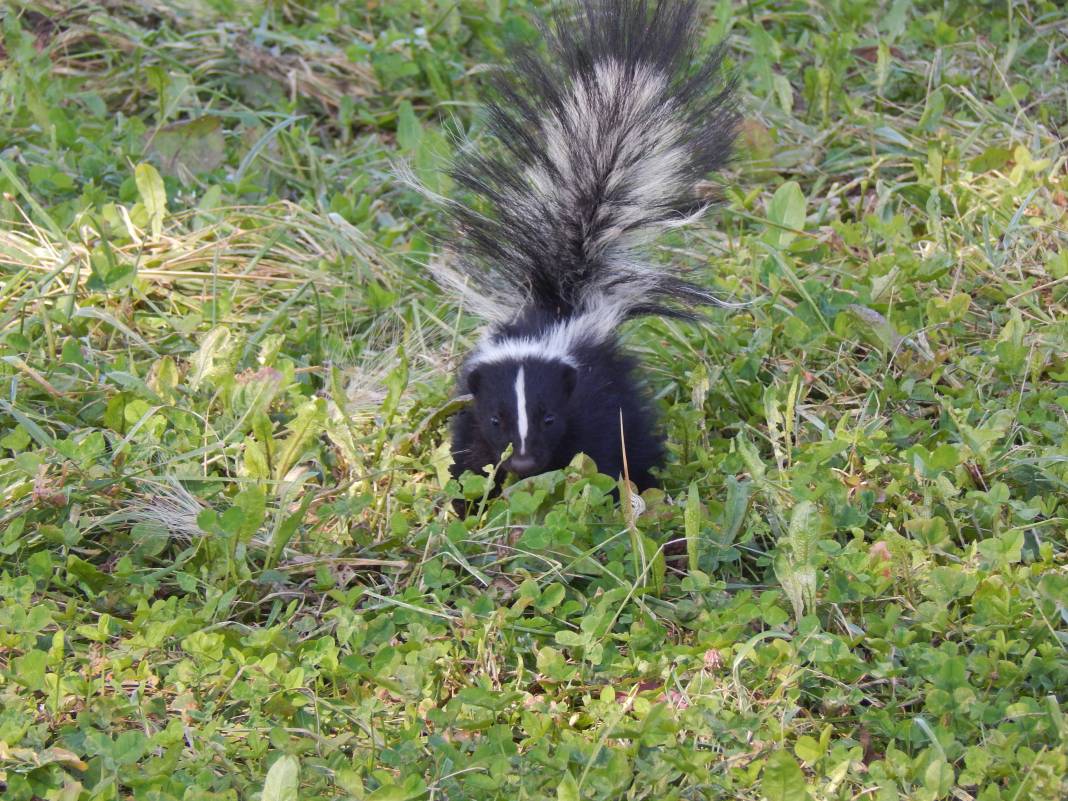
[7,1,377,115]
[119,477,208,543]
[0,202,385,291]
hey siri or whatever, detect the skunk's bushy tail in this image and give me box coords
[436,0,737,330]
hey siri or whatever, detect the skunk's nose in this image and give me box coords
[508,453,537,476]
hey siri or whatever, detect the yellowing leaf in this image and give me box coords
[134,162,167,241]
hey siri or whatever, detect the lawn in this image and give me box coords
[0,1,1066,799]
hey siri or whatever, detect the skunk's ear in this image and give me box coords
[561,364,577,397]
[466,367,482,396]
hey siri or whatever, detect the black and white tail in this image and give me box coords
[434,0,738,339]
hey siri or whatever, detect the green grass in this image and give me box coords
[1,1,1066,799]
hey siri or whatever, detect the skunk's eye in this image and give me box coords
[543,413,555,427]
[490,416,500,427]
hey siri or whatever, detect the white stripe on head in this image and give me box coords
[515,365,528,454]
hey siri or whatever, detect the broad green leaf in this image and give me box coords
[243,439,270,479]
[537,582,566,612]
[761,750,808,801]
[150,356,180,399]
[274,398,327,482]
[367,776,427,801]
[380,350,410,421]
[262,754,300,801]
[775,501,821,622]
[189,326,237,391]
[134,162,167,240]
[233,485,267,543]
[923,759,954,797]
[734,432,766,482]
[919,88,945,131]
[765,181,806,249]
[396,100,422,153]
[685,482,701,572]
[720,476,751,547]
[969,145,1012,173]
[793,735,824,764]
[921,566,978,605]
[786,500,820,564]
[763,385,786,470]
[148,116,225,180]
[557,772,580,801]
[113,730,148,766]
[14,649,47,691]
[977,530,1025,567]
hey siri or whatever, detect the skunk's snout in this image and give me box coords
[507,453,538,476]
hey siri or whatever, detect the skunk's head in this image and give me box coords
[464,358,577,479]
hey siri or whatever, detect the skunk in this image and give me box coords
[432,0,738,495]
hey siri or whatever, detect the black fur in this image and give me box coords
[450,340,662,491]
[442,0,737,497]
